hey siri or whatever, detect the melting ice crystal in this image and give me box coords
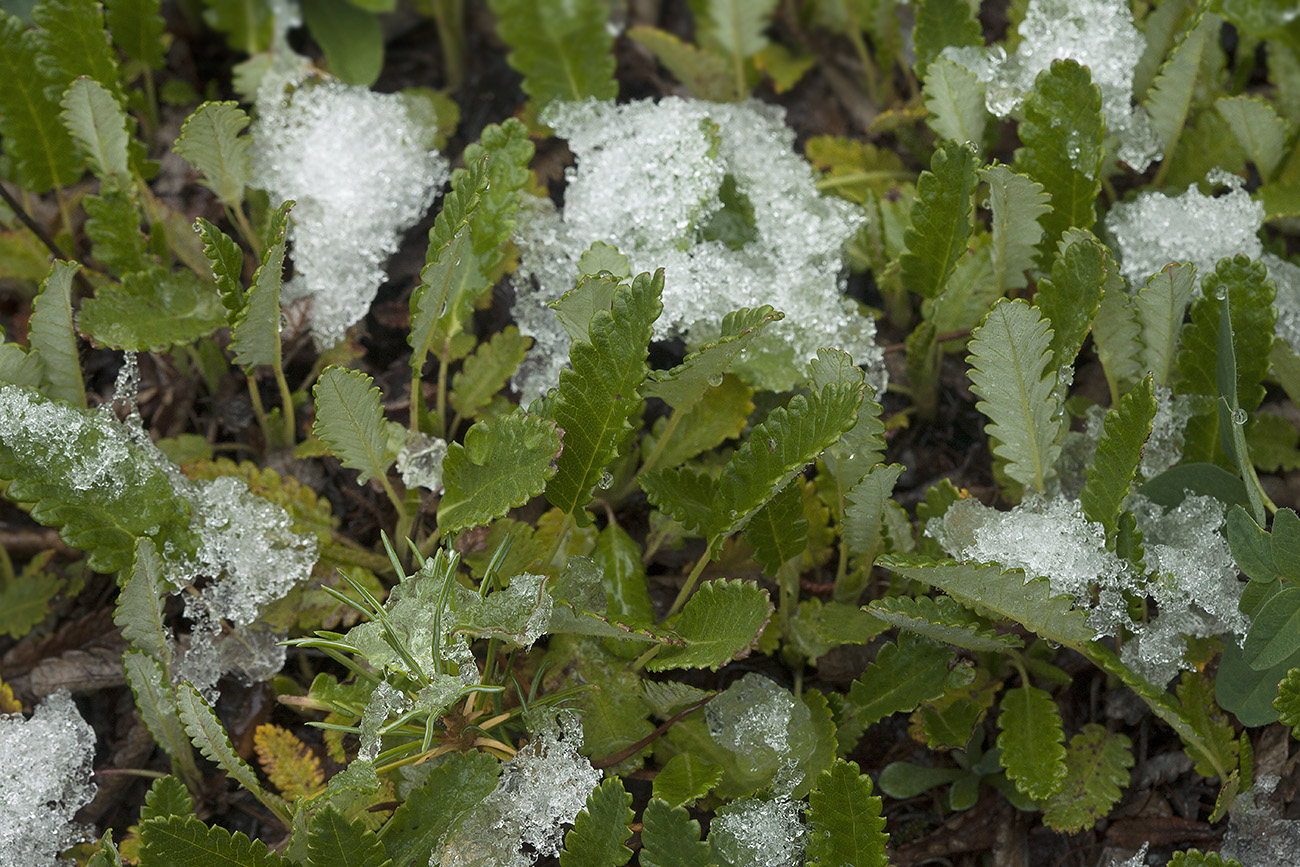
[510,97,885,400]
[0,691,97,866]
[710,795,806,867]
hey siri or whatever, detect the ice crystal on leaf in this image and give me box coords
[0,690,97,867]
[251,79,448,347]
[706,672,814,793]
[942,0,1160,170]
[1055,387,1192,497]
[435,711,601,867]
[510,97,882,400]
[1266,253,1300,355]
[1221,774,1300,865]
[1104,172,1264,288]
[396,432,447,493]
[709,794,806,867]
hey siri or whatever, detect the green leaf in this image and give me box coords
[176,683,287,818]
[83,188,151,275]
[105,0,166,69]
[1272,509,1300,578]
[923,57,987,154]
[866,594,1023,652]
[140,815,293,867]
[545,271,662,523]
[173,101,253,208]
[78,267,225,351]
[1014,60,1105,256]
[1094,277,1144,403]
[302,0,383,87]
[1034,230,1108,371]
[1274,667,1300,737]
[0,334,42,388]
[899,139,977,300]
[559,777,633,867]
[1176,669,1238,779]
[460,118,533,268]
[1135,263,1196,388]
[845,633,953,728]
[59,77,130,186]
[0,384,196,573]
[1169,851,1245,867]
[28,260,85,408]
[997,684,1067,800]
[487,0,617,115]
[32,0,120,96]
[123,652,200,789]
[841,463,904,560]
[231,200,292,370]
[312,366,397,485]
[981,164,1050,294]
[876,762,965,798]
[439,412,561,534]
[641,374,753,470]
[1080,377,1156,542]
[1144,12,1218,159]
[1216,95,1289,181]
[195,217,246,324]
[626,26,733,101]
[651,753,722,808]
[141,775,195,823]
[551,276,621,345]
[879,555,1097,647]
[689,0,777,97]
[641,306,782,410]
[306,806,391,867]
[1041,724,1133,833]
[449,327,531,421]
[0,12,83,192]
[966,298,1062,493]
[1227,505,1278,582]
[639,799,711,867]
[648,579,772,671]
[640,467,717,537]
[378,751,499,867]
[0,569,60,639]
[743,480,808,576]
[1217,637,1295,726]
[805,759,889,867]
[201,0,274,53]
[115,538,172,664]
[912,0,982,75]
[1243,586,1300,670]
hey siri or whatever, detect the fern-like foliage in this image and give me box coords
[1144,11,1217,159]
[172,101,254,207]
[648,579,772,671]
[82,188,151,275]
[1041,724,1133,833]
[559,777,634,867]
[139,815,294,867]
[805,759,889,867]
[378,751,499,867]
[28,260,85,408]
[1136,263,1195,387]
[78,268,226,352]
[688,0,777,98]
[1034,229,1108,371]
[59,77,130,186]
[254,724,324,802]
[0,11,82,192]
[449,327,531,422]
[439,412,561,535]
[115,538,172,665]
[231,201,292,370]
[31,0,121,98]
[640,467,716,538]
[1169,852,1244,867]
[997,684,1067,800]
[911,0,982,75]
[899,139,977,300]
[313,367,398,486]
[845,633,953,729]
[460,118,533,272]
[743,480,808,576]
[866,594,1023,652]
[842,463,905,561]
[305,806,391,867]
[123,652,199,785]
[923,57,987,155]
[1275,667,1300,738]
[1014,59,1104,256]
[651,754,722,808]
[639,799,711,867]
[1080,376,1156,543]
[546,271,662,523]
[1216,95,1288,181]
[981,164,1050,294]
[105,0,166,69]
[966,298,1062,493]
[487,0,617,115]
[627,26,733,101]
[641,306,781,410]
[140,775,194,823]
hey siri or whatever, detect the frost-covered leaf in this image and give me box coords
[641,374,753,471]
[254,724,324,802]
[78,267,225,351]
[0,12,82,192]
[312,367,397,486]
[1274,667,1300,737]
[545,271,662,523]
[231,201,291,370]
[439,412,562,535]
[805,759,889,867]
[845,633,952,728]
[105,0,166,69]
[115,538,171,665]
[640,467,716,537]
[899,139,976,300]
[866,594,1023,652]
[176,684,286,818]
[652,753,722,808]
[912,0,982,75]
[173,101,253,207]
[123,652,199,787]
[966,299,1062,492]
[1136,263,1195,388]
[449,327,531,421]
[1041,724,1133,833]
[743,480,808,576]
[378,751,498,867]
[626,26,733,101]
[59,77,130,186]
[1216,95,1289,180]
[139,815,293,867]
[83,188,151,275]
[488,0,617,114]
[1035,230,1108,371]
[1014,60,1105,255]
[305,806,390,867]
[648,579,772,671]
[1080,377,1156,542]
[997,684,1067,800]
[1144,12,1217,156]
[32,0,120,97]
[981,164,1050,294]
[923,56,987,152]
[559,776,633,867]
[879,555,1097,647]
[641,306,781,410]
[842,463,904,560]
[639,799,711,867]
[28,260,85,408]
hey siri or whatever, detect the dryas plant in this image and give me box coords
[1,0,1300,865]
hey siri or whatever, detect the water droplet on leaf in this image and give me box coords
[597,471,614,490]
